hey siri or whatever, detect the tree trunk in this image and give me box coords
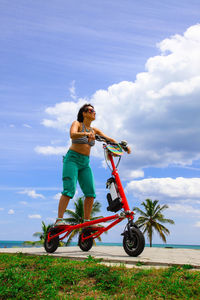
[150,232,152,247]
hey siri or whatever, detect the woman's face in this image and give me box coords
[84,106,96,121]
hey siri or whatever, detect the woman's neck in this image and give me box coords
[83,119,92,128]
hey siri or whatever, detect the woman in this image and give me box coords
[55,103,130,225]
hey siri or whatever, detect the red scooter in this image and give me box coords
[44,135,145,256]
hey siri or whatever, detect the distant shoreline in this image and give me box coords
[1,240,200,250]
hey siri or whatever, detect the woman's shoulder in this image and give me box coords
[72,120,81,126]
[71,120,83,132]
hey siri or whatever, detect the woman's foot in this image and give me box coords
[54,218,68,226]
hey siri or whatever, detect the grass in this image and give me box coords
[0,253,200,299]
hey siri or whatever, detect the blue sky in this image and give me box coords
[1,0,200,245]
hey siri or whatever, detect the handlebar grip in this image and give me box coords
[123,146,129,152]
[120,140,128,146]
[95,134,107,142]
[119,144,128,152]
[95,134,129,151]
[95,134,101,141]
[95,134,113,144]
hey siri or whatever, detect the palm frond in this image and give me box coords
[65,229,80,246]
[64,217,80,224]
[91,201,101,216]
[133,207,148,217]
[75,197,84,218]
[93,235,102,245]
[153,204,168,217]
[91,216,104,220]
[156,216,175,225]
[65,209,79,219]
[33,221,53,242]
[153,222,170,243]
[33,232,42,237]
[135,216,148,228]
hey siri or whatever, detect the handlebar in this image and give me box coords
[95,134,129,152]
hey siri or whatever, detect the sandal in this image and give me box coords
[54,218,68,226]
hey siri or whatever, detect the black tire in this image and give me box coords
[78,229,93,251]
[44,228,59,253]
[123,227,145,257]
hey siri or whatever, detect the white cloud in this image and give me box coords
[46,217,56,223]
[35,145,67,155]
[0,208,4,211]
[23,124,32,128]
[28,214,41,219]
[130,170,144,179]
[122,169,144,180]
[74,190,79,199]
[69,80,77,100]
[8,209,15,215]
[38,24,200,169]
[168,204,200,216]
[41,99,86,131]
[194,221,200,227]
[19,201,28,205]
[19,189,45,199]
[53,193,61,200]
[50,139,62,145]
[126,177,200,200]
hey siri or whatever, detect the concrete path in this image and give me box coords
[1,246,200,269]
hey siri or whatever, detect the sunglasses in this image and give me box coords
[87,108,96,113]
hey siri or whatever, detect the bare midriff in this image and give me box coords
[69,143,91,156]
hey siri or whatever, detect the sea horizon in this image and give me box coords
[0,240,200,250]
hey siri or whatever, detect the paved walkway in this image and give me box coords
[1,246,200,269]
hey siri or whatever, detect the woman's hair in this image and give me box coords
[77,103,94,122]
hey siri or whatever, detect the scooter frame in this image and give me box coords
[45,136,145,256]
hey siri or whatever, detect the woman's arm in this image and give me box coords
[93,127,118,144]
[93,127,131,154]
[70,121,88,139]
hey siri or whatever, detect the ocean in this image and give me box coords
[0,240,200,250]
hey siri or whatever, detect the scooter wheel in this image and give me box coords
[123,227,145,257]
[44,228,59,253]
[78,229,93,251]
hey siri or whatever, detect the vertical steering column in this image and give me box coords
[108,153,131,212]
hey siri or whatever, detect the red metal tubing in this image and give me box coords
[80,218,124,241]
[108,153,131,212]
[47,150,135,243]
[48,214,120,242]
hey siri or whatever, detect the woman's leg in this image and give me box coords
[59,152,78,220]
[78,164,96,221]
[84,197,94,220]
[58,195,70,218]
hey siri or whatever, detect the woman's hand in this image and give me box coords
[127,146,131,154]
[87,132,95,143]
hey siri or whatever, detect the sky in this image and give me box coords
[1,0,200,245]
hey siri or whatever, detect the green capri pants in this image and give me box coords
[62,150,96,199]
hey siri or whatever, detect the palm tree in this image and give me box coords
[64,196,103,245]
[23,221,53,246]
[32,221,53,244]
[133,199,174,247]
